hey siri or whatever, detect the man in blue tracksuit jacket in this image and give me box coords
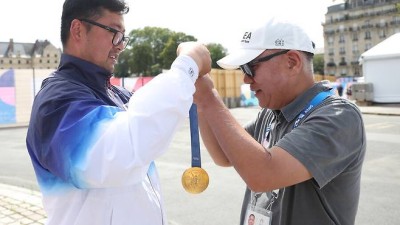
[25,0,211,224]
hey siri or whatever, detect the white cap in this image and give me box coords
[217,17,315,70]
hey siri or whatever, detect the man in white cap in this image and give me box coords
[194,17,366,225]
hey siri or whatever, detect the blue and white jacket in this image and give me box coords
[26,53,199,225]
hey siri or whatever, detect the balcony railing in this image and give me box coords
[327,62,336,67]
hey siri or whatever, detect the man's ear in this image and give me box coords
[70,19,84,42]
[286,50,301,71]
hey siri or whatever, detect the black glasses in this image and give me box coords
[79,18,130,49]
[239,50,290,78]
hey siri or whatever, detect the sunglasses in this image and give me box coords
[239,50,290,78]
[79,18,130,49]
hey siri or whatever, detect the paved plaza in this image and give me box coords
[1,105,400,224]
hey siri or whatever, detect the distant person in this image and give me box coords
[337,84,344,96]
[25,0,211,224]
[346,83,353,98]
[194,17,366,225]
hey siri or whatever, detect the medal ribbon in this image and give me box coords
[189,104,201,168]
[293,89,334,128]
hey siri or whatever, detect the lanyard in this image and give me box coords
[189,104,201,168]
[293,90,333,128]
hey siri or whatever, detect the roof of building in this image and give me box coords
[0,39,56,58]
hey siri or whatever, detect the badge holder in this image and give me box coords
[181,104,209,194]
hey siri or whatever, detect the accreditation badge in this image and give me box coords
[244,205,271,225]
[243,190,279,225]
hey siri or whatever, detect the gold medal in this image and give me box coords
[181,167,209,194]
[183,104,209,194]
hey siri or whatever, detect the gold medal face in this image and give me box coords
[181,167,209,194]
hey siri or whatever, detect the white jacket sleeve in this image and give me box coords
[75,55,199,188]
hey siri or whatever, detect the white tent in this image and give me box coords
[359,32,400,103]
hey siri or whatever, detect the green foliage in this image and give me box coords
[115,27,197,77]
[206,43,227,69]
[130,43,153,75]
[113,50,131,77]
[114,26,227,77]
[313,54,325,75]
[160,32,197,69]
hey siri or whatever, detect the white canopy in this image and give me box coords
[360,32,400,63]
[359,32,400,103]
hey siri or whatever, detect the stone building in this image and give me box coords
[0,39,61,70]
[323,0,400,78]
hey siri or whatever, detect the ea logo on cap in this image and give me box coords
[241,32,252,43]
[275,39,284,47]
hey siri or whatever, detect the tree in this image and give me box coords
[313,54,324,75]
[160,32,197,69]
[206,43,227,69]
[116,27,196,77]
[114,27,228,77]
[113,50,131,77]
[130,43,153,76]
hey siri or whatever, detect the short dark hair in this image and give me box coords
[302,51,314,61]
[60,0,129,47]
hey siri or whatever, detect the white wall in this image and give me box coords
[363,56,400,103]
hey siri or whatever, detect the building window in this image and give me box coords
[352,55,360,65]
[352,44,359,54]
[339,34,345,43]
[47,60,50,63]
[363,0,373,5]
[0,59,3,64]
[339,57,347,66]
[352,32,358,41]
[328,36,334,45]
[18,60,21,64]
[9,60,12,64]
[352,23,358,31]
[362,20,372,29]
[327,58,336,67]
[365,31,371,39]
[339,47,346,55]
[354,67,360,76]
[379,29,386,38]
[340,68,347,76]
[329,48,334,56]
[54,54,58,57]
[379,19,386,27]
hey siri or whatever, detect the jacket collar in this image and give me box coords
[57,54,112,90]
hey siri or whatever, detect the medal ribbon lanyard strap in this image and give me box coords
[181,104,209,194]
[293,90,334,128]
[189,104,202,168]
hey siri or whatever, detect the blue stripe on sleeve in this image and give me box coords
[35,103,121,192]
